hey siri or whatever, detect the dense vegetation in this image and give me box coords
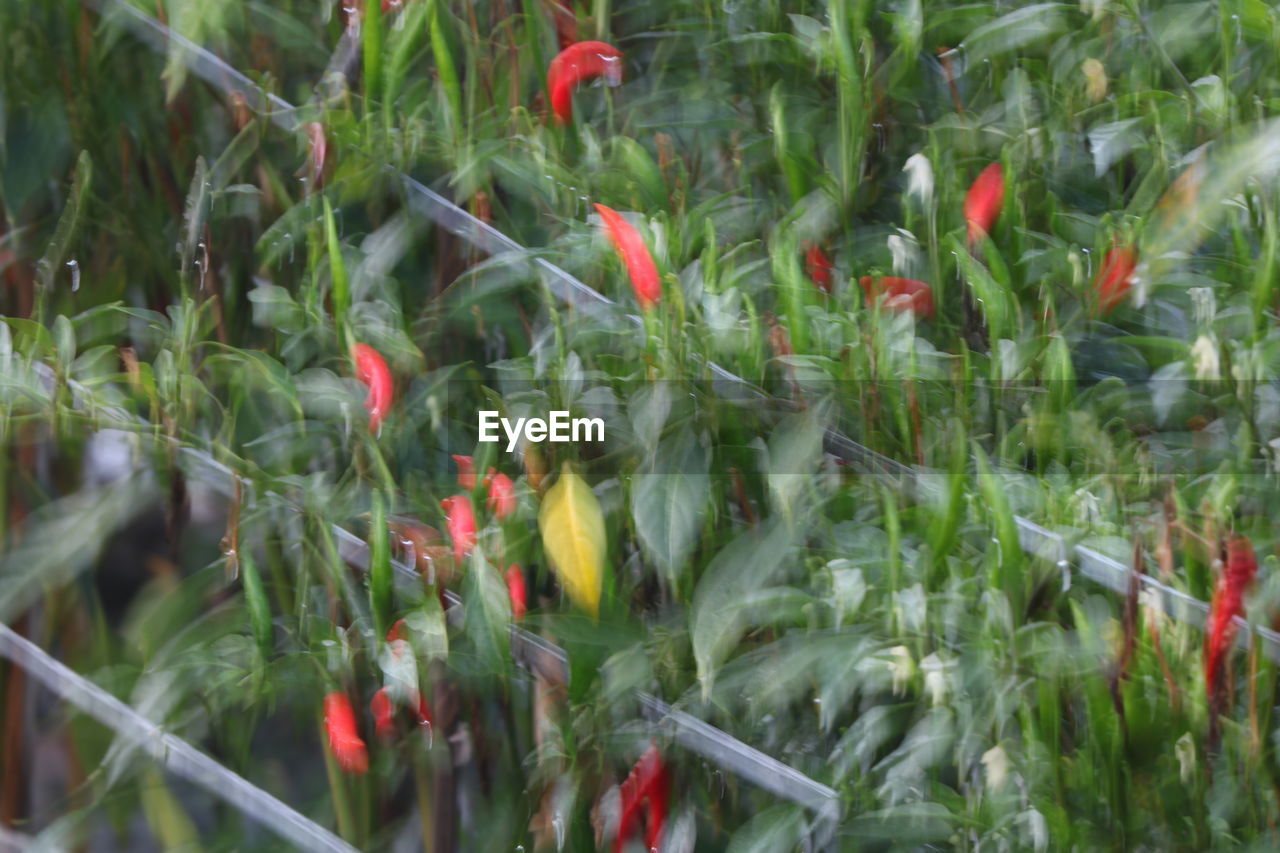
[5,0,1280,849]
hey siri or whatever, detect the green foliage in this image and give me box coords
[7,0,1280,848]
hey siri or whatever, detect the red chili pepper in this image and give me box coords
[1205,536,1257,702]
[372,685,432,740]
[506,564,528,621]
[858,276,935,319]
[485,469,517,520]
[387,618,408,644]
[964,162,1004,248]
[594,203,661,310]
[440,495,477,564]
[646,770,669,851]
[803,242,834,293]
[547,41,624,123]
[1093,245,1137,316]
[387,632,409,664]
[414,691,433,728]
[616,744,668,853]
[452,454,477,490]
[371,687,396,741]
[323,691,369,774]
[352,343,393,432]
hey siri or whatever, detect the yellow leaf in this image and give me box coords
[538,463,605,618]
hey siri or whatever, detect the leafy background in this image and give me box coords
[4,0,1280,849]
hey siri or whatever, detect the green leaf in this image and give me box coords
[609,137,667,210]
[764,407,825,515]
[208,120,262,192]
[246,2,330,61]
[208,349,302,419]
[369,490,392,638]
[770,83,806,204]
[324,197,350,334]
[926,419,968,562]
[0,475,158,624]
[36,150,92,294]
[257,196,321,268]
[403,595,449,663]
[975,446,1025,614]
[427,0,462,145]
[384,0,431,108]
[363,0,384,110]
[951,233,1013,344]
[52,314,75,377]
[239,547,273,659]
[832,704,908,781]
[161,0,227,102]
[1143,116,1280,269]
[631,428,710,588]
[1088,118,1145,178]
[847,802,956,844]
[960,3,1070,65]
[247,284,304,332]
[462,546,511,671]
[725,804,806,853]
[690,519,794,698]
[179,156,209,284]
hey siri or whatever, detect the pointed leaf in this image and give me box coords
[960,4,1069,66]
[539,464,606,618]
[177,157,210,290]
[462,547,511,671]
[690,519,794,697]
[725,805,806,853]
[36,150,92,293]
[631,429,709,586]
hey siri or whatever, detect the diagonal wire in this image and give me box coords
[0,623,358,853]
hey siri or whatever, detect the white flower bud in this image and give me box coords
[1082,58,1107,103]
[1189,286,1216,327]
[886,645,915,696]
[903,153,933,205]
[887,229,921,278]
[1191,334,1220,381]
[1176,731,1196,784]
[920,652,950,706]
[982,744,1010,791]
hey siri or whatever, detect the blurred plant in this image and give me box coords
[7,0,1280,848]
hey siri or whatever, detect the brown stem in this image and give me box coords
[0,615,27,828]
[1148,618,1180,712]
[729,468,756,526]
